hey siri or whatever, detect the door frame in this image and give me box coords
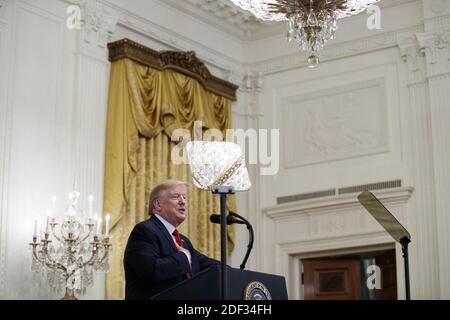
[263,187,412,301]
[288,242,401,299]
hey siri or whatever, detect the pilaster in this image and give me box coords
[417,2,450,298]
[71,0,118,299]
[72,0,117,208]
[0,0,9,299]
[398,31,440,299]
[227,68,264,271]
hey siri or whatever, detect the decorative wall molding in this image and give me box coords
[282,78,390,168]
[422,11,450,31]
[417,33,439,63]
[417,29,450,77]
[79,0,118,60]
[108,38,239,100]
[226,68,245,90]
[398,32,427,85]
[264,187,413,220]
[250,26,423,75]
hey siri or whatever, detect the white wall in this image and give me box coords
[0,0,114,299]
[250,0,450,299]
[0,0,78,299]
[1,0,449,300]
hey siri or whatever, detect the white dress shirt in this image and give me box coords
[154,214,191,265]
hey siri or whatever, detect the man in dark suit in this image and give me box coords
[123,180,219,300]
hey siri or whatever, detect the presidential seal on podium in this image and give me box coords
[243,281,272,300]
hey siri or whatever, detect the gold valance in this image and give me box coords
[108,38,238,101]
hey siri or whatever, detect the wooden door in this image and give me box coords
[303,258,361,300]
[375,250,397,300]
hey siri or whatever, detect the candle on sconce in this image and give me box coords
[33,214,39,238]
[46,210,52,234]
[96,218,102,237]
[37,221,42,239]
[93,213,98,234]
[105,214,110,237]
[88,195,94,219]
[51,195,56,215]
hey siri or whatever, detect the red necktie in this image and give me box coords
[172,229,191,279]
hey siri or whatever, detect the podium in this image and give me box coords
[151,265,288,300]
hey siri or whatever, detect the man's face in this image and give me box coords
[154,185,188,227]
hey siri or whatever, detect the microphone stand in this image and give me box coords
[400,236,411,300]
[211,185,234,300]
[229,212,254,270]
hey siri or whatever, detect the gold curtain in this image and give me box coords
[103,58,236,300]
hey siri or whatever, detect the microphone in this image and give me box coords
[209,214,245,225]
[209,212,254,270]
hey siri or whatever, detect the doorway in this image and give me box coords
[302,249,397,300]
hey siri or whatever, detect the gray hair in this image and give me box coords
[148,180,187,215]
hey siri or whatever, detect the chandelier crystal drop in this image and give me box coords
[229,0,380,66]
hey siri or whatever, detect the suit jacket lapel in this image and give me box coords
[150,215,177,252]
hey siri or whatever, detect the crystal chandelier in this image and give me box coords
[30,190,112,300]
[229,0,380,67]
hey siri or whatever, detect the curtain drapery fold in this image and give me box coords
[103,55,237,300]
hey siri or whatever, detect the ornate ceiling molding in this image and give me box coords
[108,38,239,101]
[159,0,265,40]
[159,0,418,41]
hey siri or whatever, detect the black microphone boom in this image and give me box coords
[209,212,254,270]
[210,214,245,225]
[229,212,254,270]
